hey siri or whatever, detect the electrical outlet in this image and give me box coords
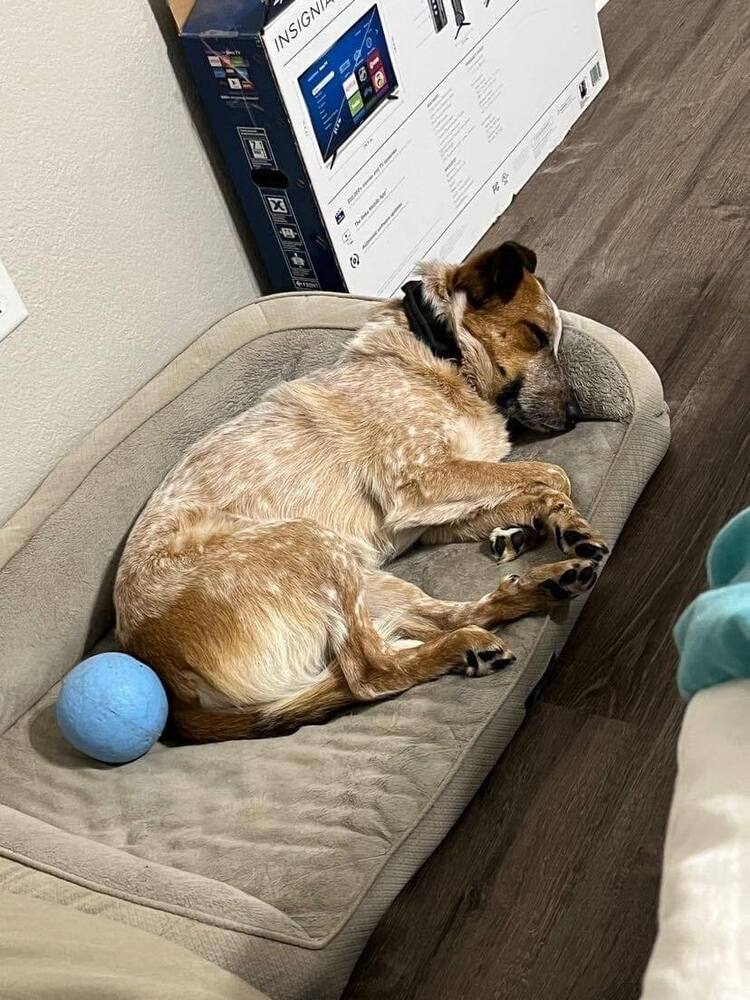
[0,258,28,343]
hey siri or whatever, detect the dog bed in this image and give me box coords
[0,293,669,1000]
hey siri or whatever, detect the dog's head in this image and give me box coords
[421,242,580,432]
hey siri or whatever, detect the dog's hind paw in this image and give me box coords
[464,645,517,677]
[457,629,517,677]
[538,558,600,600]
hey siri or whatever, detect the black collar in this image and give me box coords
[401,281,463,365]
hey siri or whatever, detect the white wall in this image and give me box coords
[0,1,261,522]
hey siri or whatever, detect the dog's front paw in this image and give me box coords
[456,628,517,677]
[490,519,545,562]
[551,517,609,563]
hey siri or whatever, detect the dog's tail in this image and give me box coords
[171,669,354,742]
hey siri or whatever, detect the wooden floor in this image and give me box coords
[345,1,750,997]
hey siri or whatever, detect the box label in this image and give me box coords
[259,187,321,290]
[238,126,279,170]
[204,47,257,101]
[264,0,607,295]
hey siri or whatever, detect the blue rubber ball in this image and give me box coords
[56,653,168,764]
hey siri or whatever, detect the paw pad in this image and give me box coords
[464,646,517,677]
[541,559,600,600]
[561,528,609,561]
[490,523,541,562]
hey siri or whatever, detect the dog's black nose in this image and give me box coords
[565,401,582,429]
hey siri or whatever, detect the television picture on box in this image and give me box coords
[298,5,398,165]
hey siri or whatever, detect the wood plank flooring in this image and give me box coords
[344,1,750,996]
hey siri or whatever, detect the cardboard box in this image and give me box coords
[169,0,608,295]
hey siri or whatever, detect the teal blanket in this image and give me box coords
[675,507,750,700]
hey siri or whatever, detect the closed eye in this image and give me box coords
[526,322,550,348]
[497,377,523,409]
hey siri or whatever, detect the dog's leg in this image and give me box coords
[172,623,505,739]
[448,486,610,565]
[156,518,519,740]
[388,460,608,564]
[364,561,600,667]
[423,506,549,559]
[173,556,601,740]
[332,572,515,691]
[337,622,515,689]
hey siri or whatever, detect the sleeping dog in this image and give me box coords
[115,242,608,741]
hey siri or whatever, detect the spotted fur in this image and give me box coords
[115,242,608,741]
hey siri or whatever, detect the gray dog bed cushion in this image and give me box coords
[0,293,669,1000]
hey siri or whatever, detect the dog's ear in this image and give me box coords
[455,241,537,306]
[504,241,537,275]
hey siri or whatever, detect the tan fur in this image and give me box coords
[115,243,608,741]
